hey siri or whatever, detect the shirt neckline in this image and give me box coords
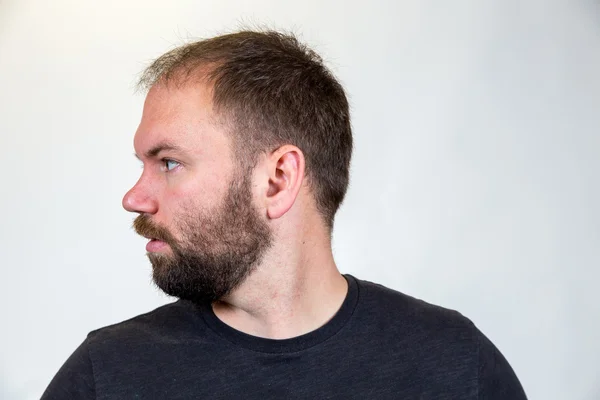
[197,274,359,354]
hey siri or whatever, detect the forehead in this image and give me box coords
[134,82,227,157]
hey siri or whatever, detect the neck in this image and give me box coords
[211,225,348,340]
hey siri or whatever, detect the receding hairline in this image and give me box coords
[137,60,222,94]
[135,29,316,93]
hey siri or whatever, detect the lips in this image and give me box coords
[133,215,173,252]
[146,238,168,252]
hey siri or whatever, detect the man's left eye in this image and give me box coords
[163,159,180,171]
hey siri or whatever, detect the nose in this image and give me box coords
[122,178,158,215]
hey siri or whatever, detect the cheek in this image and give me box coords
[166,179,225,221]
[175,170,230,209]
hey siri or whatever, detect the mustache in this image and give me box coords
[133,214,177,244]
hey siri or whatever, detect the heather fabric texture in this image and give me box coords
[41,275,527,399]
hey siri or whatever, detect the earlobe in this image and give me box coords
[265,147,304,220]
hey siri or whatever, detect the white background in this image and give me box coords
[1,1,599,399]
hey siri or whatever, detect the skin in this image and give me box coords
[122,80,348,340]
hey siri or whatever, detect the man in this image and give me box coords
[42,30,527,399]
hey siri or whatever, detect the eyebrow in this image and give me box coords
[135,142,184,160]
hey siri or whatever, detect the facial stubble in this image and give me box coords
[133,173,273,304]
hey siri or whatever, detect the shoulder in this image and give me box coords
[354,276,475,331]
[349,276,527,398]
[350,276,483,357]
[86,300,207,347]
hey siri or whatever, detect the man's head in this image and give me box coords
[123,30,353,303]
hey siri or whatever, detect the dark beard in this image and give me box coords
[133,173,273,304]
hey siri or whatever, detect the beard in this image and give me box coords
[133,172,273,304]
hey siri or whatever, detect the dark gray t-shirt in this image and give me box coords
[41,275,527,399]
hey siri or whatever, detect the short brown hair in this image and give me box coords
[138,30,353,230]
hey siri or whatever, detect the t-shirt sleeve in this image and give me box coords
[477,328,527,399]
[41,338,96,400]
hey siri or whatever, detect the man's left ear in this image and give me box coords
[264,145,305,220]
